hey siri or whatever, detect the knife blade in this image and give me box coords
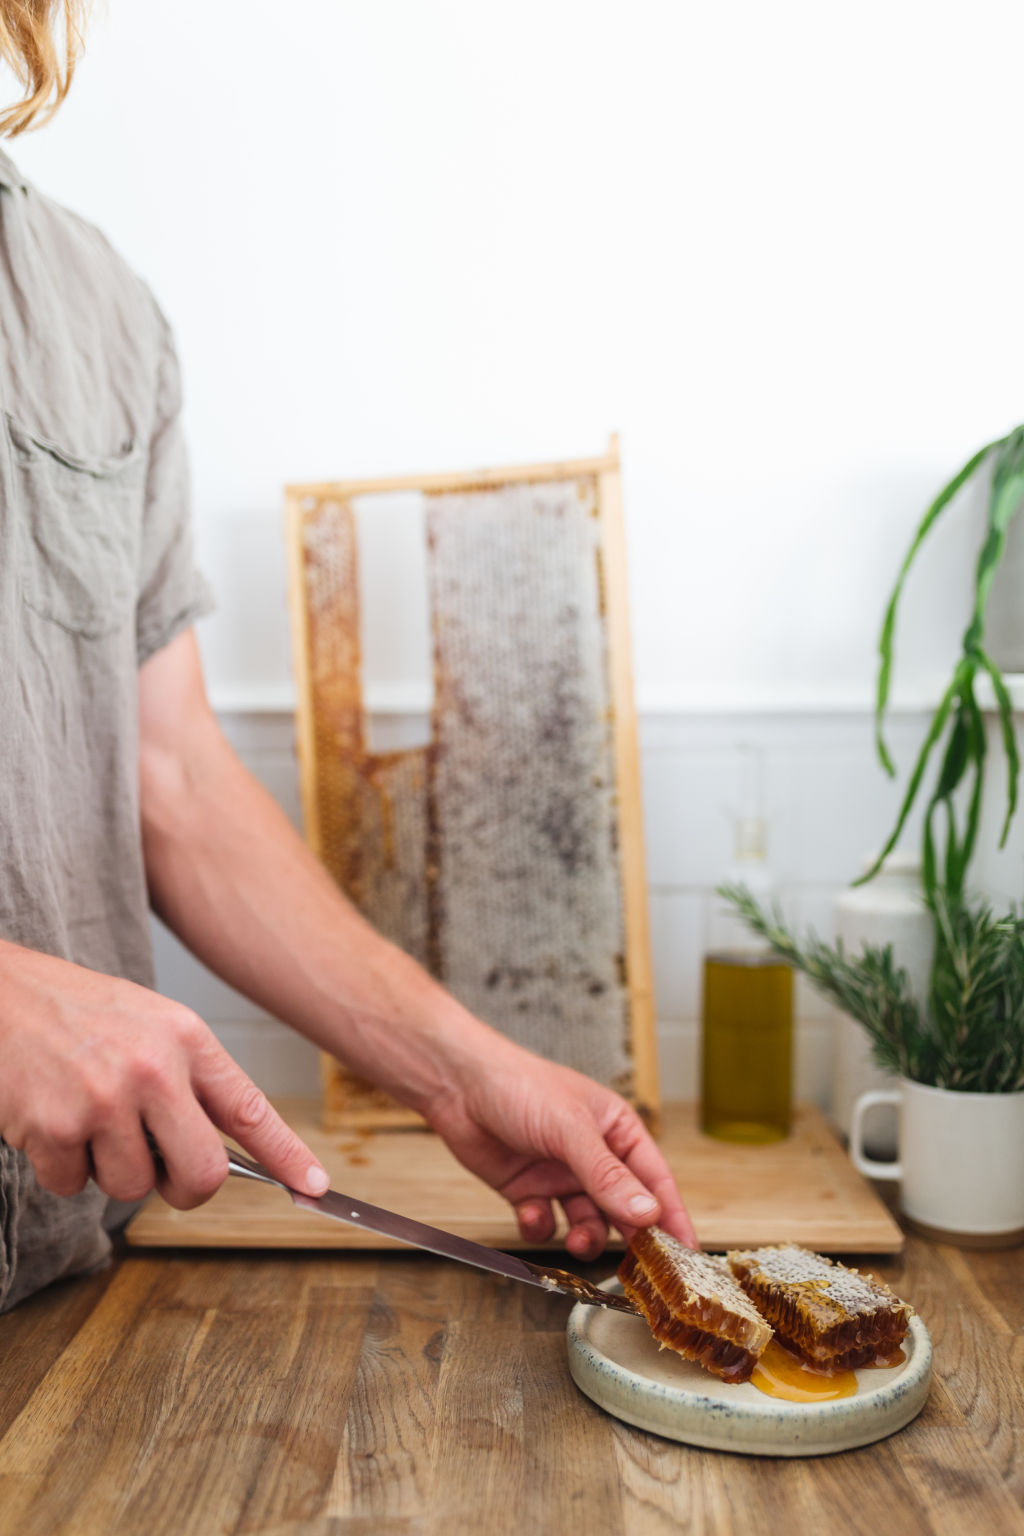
[225,1146,638,1315]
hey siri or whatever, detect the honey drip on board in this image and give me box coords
[750,1342,858,1402]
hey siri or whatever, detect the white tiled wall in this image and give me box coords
[152,707,946,1113]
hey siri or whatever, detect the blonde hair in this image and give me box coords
[0,1,87,137]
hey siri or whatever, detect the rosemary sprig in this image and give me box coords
[720,883,1024,1095]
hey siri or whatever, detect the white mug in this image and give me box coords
[850,1077,1024,1247]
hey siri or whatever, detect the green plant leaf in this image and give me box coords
[965,429,1024,651]
[869,426,1024,900]
[933,696,971,799]
[925,682,985,900]
[942,797,960,897]
[875,438,1002,776]
[856,665,964,888]
[951,683,988,890]
[922,806,938,906]
[920,694,970,903]
[977,646,1020,847]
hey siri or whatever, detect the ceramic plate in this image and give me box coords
[567,1280,932,1457]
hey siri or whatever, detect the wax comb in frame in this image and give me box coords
[285,438,658,1132]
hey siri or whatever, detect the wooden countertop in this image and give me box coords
[0,1234,1021,1534]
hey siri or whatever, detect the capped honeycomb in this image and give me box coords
[619,1227,773,1383]
[727,1245,913,1371]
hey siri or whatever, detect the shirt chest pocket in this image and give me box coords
[7,412,146,639]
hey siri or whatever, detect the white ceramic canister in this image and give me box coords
[831,851,933,1157]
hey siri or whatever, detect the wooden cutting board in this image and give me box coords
[125,1098,902,1254]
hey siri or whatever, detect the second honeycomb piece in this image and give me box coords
[727,1245,912,1372]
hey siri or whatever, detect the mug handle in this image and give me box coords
[849,1089,902,1181]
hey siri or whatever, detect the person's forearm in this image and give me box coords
[136,635,697,1254]
[139,711,497,1116]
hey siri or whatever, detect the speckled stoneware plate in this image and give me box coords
[567,1280,932,1457]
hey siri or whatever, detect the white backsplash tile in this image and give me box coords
[786,723,929,887]
[794,1019,833,1106]
[642,749,742,887]
[649,890,705,1020]
[793,885,841,939]
[790,886,842,1023]
[655,1022,700,1102]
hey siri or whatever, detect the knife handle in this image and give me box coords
[144,1132,285,1192]
[224,1148,286,1188]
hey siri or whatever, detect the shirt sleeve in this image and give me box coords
[135,306,215,666]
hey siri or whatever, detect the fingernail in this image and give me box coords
[306,1166,330,1195]
[627,1194,658,1218]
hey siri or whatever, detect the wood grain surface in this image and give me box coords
[125,1099,902,1254]
[0,1235,1020,1536]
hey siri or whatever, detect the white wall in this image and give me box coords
[9,0,1024,714]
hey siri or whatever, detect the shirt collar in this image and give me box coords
[0,145,27,192]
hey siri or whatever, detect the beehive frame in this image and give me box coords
[285,436,658,1130]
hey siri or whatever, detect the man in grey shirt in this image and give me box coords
[0,3,695,1311]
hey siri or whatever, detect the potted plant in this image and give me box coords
[719,427,1024,1244]
[720,885,1024,1246]
[829,424,1024,1148]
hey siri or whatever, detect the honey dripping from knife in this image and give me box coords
[749,1340,907,1402]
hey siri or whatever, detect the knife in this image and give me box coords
[221,1145,638,1315]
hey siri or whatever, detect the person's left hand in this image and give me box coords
[423,1038,697,1261]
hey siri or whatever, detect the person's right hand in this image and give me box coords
[0,940,329,1208]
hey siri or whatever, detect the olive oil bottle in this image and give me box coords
[700,763,793,1144]
[700,949,792,1142]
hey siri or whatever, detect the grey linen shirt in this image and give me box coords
[0,145,212,1310]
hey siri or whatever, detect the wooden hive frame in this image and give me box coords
[285,435,658,1131]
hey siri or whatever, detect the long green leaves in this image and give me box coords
[875,436,1001,776]
[977,647,1019,847]
[721,884,1024,1093]
[964,428,1024,652]
[856,667,961,890]
[870,427,1024,905]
